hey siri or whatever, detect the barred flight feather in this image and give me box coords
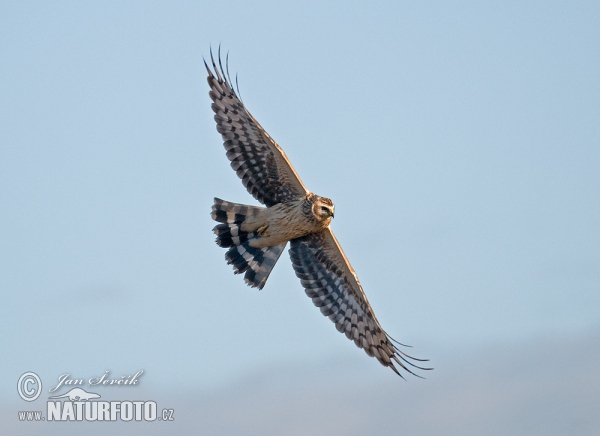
[289,231,430,377]
[205,52,307,207]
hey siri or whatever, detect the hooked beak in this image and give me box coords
[330,208,335,218]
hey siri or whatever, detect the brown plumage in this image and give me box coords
[206,49,430,377]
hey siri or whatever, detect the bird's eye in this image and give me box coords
[321,206,329,212]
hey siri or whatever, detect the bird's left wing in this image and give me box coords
[289,228,430,377]
[205,51,308,207]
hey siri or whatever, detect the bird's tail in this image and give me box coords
[211,198,285,289]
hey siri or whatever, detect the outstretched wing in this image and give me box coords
[206,50,308,207]
[289,228,430,377]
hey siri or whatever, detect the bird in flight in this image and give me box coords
[206,49,429,377]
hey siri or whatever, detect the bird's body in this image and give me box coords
[206,49,429,377]
[212,193,334,289]
[214,193,333,249]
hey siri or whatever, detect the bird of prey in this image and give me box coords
[206,50,429,377]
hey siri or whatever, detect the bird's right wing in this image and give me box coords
[206,50,308,207]
[289,228,431,377]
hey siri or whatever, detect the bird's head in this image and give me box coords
[312,196,335,223]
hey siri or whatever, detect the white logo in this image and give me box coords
[48,388,101,401]
[17,369,174,423]
[17,372,42,402]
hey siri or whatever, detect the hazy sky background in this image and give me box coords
[1,1,599,434]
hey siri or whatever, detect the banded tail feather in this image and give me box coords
[225,242,285,289]
[211,197,285,289]
[212,197,261,246]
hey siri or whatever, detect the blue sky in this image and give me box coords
[1,1,599,434]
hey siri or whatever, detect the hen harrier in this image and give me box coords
[206,50,429,377]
